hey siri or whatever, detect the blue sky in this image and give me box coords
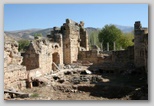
[4,4,148,31]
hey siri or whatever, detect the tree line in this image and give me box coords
[89,24,134,50]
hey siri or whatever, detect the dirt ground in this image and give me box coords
[11,68,147,100]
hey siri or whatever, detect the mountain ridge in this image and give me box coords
[4,25,134,41]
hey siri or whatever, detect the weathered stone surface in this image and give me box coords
[4,20,148,91]
[4,90,29,98]
[4,35,27,90]
[22,18,89,75]
[134,21,148,70]
[22,38,63,74]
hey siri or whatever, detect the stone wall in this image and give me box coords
[78,45,113,64]
[4,35,27,90]
[4,65,27,90]
[134,21,148,69]
[62,19,80,64]
[89,21,148,73]
[79,21,89,51]
[112,46,134,65]
[88,46,134,72]
[22,37,63,74]
[46,19,89,65]
[78,49,107,64]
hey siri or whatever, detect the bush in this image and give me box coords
[18,40,30,52]
[34,33,42,39]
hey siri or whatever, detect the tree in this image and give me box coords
[98,24,123,50]
[118,32,134,49]
[18,40,30,52]
[34,33,42,39]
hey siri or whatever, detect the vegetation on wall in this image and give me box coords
[18,40,30,52]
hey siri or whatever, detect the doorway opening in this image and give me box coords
[52,52,60,71]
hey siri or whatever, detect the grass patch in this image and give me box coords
[30,93,39,98]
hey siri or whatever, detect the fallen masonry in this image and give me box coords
[4,90,29,99]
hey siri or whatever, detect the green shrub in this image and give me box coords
[18,40,30,52]
[30,93,39,98]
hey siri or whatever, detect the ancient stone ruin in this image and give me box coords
[87,21,148,75]
[22,19,89,72]
[4,34,27,91]
[134,21,148,72]
[4,19,148,100]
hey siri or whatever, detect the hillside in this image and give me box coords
[4,29,41,41]
[4,25,133,41]
[115,25,133,33]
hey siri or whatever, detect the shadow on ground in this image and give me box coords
[78,73,148,99]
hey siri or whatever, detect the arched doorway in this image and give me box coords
[52,52,60,71]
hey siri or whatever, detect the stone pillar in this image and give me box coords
[59,34,63,67]
[107,42,109,51]
[101,44,102,50]
[120,46,122,50]
[113,41,116,51]
[101,39,103,51]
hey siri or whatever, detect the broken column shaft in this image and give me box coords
[107,42,109,51]
[113,41,116,51]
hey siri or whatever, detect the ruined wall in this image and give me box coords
[88,45,134,72]
[112,46,134,64]
[38,41,52,74]
[4,65,27,90]
[22,44,39,70]
[79,21,89,51]
[87,21,148,74]
[22,37,63,74]
[62,19,80,64]
[78,45,112,64]
[4,35,27,90]
[143,33,148,72]
[134,21,148,68]
[47,19,89,65]
[78,51,99,64]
